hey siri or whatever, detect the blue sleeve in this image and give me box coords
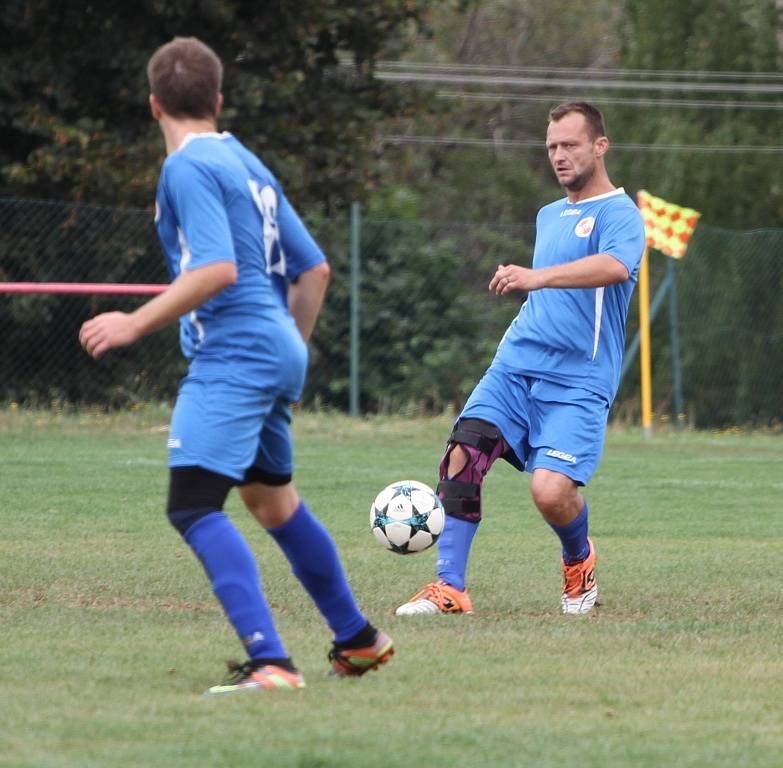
[597,203,645,278]
[277,190,326,282]
[164,157,235,270]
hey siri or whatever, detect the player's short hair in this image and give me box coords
[147,37,223,119]
[548,102,607,140]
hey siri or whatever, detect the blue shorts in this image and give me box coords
[460,365,610,485]
[168,373,299,482]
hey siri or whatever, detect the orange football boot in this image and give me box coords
[395,580,474,615]
[328,630,395,677]
[204,661,305,696]
[561,537,598,615]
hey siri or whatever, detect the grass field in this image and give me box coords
[1,408,781,768]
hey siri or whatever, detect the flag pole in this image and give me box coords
[638,246,653,438]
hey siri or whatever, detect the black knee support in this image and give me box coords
[437,419,505,523]
[239,465,292,487]
[448,418,504,453]
[166,466,235,535]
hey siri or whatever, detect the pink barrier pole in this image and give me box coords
[0,282,168,295]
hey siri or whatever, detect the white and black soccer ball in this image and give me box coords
[370,480,445,555]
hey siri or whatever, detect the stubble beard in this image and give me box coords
[562,162,596,193]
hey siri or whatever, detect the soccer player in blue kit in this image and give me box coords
[396,102,645,617]
[79,37,392,694]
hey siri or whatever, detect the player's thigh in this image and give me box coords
[168,375,275,481]
[236,401,298,526]
[245,398,295,480]
[460,365,533,471]
[526,380,609,485]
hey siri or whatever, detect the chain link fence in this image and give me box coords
[1,197,781,428]
[616,223,783,429]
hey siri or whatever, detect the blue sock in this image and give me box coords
[549,502,590,564]
[267,501,367,644]
[183,511,287,660]
[436,516,479,592]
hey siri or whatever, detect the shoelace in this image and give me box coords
[221,660,255,685]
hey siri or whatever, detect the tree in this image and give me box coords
[611,0,783,229]
[374,0,625,224]
[0,0,448,211]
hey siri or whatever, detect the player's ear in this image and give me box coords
[594,136,609,158]
[149,94,162,120]
[215,93,223,119]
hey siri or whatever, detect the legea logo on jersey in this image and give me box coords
[574,216,595,237]
[167,437,182,449]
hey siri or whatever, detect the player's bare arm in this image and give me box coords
[79,260,236,358]
[489,253,629,295]
[288,261,331,342]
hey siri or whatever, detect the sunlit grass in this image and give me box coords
[1,410,781,767]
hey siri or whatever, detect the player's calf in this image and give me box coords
[396,419,505,616]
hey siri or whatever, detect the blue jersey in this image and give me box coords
[492,188,645,402]
[270,222,326,307]
[154,131,324,368]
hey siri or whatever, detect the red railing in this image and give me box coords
[0,283,167,295]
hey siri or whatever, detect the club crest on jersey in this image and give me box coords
[574,216,595,237]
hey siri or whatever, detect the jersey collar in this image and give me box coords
[564,187,625,205]
[177,131,232,152]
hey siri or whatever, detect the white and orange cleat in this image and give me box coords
[395,580,474,615]
[561,537,598,615]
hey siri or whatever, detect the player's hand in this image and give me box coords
[489,264,542,295]
[79,312,141,359]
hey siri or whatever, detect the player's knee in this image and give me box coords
[166,466,235,535]
[238,475,299,529]
[445,444,469,477]
[529,472,575,518]
[437,418,505,523]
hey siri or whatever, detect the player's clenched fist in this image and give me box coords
[79,312,140,359]
[489,264,542,295]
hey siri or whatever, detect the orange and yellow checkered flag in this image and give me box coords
[637,190,701,259]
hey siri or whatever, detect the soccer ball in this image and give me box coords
[370,480,445,555]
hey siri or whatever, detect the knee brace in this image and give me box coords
[437,419,506,523]
[166,466,235,536]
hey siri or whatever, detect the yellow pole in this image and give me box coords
[638,246,653,438]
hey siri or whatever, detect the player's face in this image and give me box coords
[546,113,603,192]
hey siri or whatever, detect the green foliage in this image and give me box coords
[618,224,783,428]
[611,0,783,228]
[0,198,529,413]
[0,0,447,210]
[375,0,624,223]
[303,208,528,413]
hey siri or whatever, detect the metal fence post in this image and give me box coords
[349,201,361,417]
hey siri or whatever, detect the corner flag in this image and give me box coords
[637,190,701,259]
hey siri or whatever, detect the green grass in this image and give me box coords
[1,408,781,768]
